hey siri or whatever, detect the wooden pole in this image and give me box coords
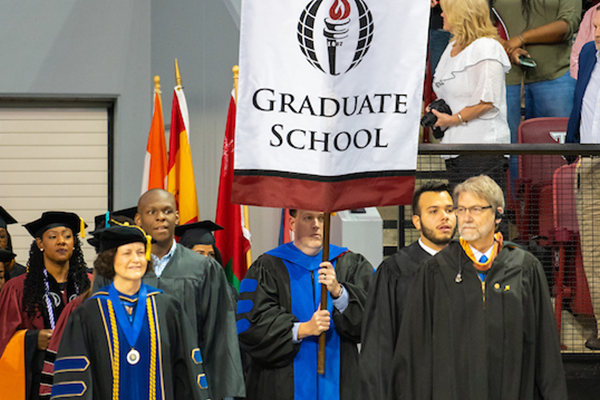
[317,212,331,374]
[232,65,253,267]
[175,59,182,87]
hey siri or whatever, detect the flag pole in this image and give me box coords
[233,65,253,267]
[318,212,331,374]
[233,65,239,105]
[175,59,182,87]
[154,75,162,95]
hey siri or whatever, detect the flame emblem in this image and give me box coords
[297,0,374,75]
[330,0,351,20]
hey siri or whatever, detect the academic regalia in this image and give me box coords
[93,244,244,400]
[175,220,224,249]
[39,293,88,399]
[359,241,432,400]
[392,241,568,400]
[0,211,89,400]
[175,220,237,301]
[236,243,373,400]
[0,273,84,400]
[7,262,27,280]
[0,206,26,281]
[51,284,209,400]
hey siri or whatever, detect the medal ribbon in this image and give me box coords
[108,283,148,348]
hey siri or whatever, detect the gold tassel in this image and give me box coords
[145,235,152,261]
[80,218,85,238]
[103,219,151,260]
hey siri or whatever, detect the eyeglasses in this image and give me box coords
[454,205,492,216]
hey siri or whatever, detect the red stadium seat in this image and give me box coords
[551,162,595,349]
[515,117,568,242]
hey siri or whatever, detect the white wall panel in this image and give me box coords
[0,108,108,267]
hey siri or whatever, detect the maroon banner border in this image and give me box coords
[231,174,415,212]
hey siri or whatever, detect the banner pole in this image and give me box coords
[318,212,331,374]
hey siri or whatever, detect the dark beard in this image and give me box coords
[421,223,456,246]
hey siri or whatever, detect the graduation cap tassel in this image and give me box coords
[80,218,86,238]
[145,235,152,261]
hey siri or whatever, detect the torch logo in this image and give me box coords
[297,0,374,76]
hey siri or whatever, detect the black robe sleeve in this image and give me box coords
[359,243,430,399]
[332,252,373,342]
[165,295,210,400]
[193,257,244,400]
[237,255,300,368]
[391,260,436,400]
[50,309,94,400]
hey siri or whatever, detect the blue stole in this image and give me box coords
[93,284,164,400]
[267,243,347,400]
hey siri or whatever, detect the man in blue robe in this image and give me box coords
[236,209,373,400]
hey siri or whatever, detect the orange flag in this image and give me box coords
[141,82,167,193]
[167,84,199,224]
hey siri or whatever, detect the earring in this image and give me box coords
[40,248,44,252]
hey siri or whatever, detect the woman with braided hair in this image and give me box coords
[51,224,209,400]
[0,211,90,400]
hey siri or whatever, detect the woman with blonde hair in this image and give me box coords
[428,0,511,189]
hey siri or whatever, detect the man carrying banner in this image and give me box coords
[93,189,244,400]
[360,181,456,399]
[391,175,566,399]
[236,209,372,400]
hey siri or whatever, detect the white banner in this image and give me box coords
[234,0,429,211]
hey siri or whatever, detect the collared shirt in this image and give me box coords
[469,244,494,264]
[418,238,441,256]
[150,239,177,278]
[580,50,600,144]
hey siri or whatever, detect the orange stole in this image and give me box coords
[0,330,26,399]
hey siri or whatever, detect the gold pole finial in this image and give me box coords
[233,65,239,104]
[153,76,161,93]
[175,59,182,87]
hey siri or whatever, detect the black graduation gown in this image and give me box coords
[51,285,209,400]
[236,245,373,400]
[392,241,568,400]
[93,244,244,400]
[359,241,432,400]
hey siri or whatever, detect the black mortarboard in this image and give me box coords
[0,248,16,263]
[89,224,152,260]
[93,207,137,231]
[23,211,86,238]
[175,220,224,248]
[0,207,18,229]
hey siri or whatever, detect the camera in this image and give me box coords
[420,99,452,139]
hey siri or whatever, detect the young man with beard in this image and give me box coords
[392,175,566,400]
[93,189,244,400]
[236,209,373,400]
[360,181,456,400]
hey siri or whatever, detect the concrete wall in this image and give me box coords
[151,0,280,258]
[0,0,281,259]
